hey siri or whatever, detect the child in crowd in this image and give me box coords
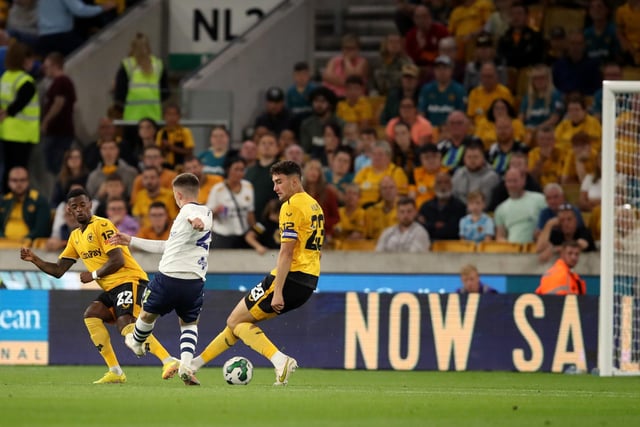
[459,190,495,243]
[244,198,282,255]
[285,61,317,118]
[156,103,195,170]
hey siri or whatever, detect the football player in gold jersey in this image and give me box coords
[20,188,177,384]
[191,160,324,385]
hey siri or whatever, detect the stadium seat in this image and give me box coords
[335,239,377,251]
[0,239,24,249]
[476,241,523,253]
[431,240,476,253]
[623,66,640,81]
[31,238,49,250]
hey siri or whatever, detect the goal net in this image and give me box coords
[599,81,640,376]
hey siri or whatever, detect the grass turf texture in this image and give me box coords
[1,366,639,427]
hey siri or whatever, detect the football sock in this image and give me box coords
[145,335,171,362]
[120,322,170,361]
[180,325,198,368]
[196,326,238,367]
[233,322,278,360]
[84,317,120,369]
[270,351,287,369]
[133,318,155,344]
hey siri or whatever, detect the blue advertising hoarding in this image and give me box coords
[0,290,49,364]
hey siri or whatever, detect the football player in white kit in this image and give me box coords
[109,173,212,385]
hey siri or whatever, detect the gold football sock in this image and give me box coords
[233,322,278,360]
[120,323,170,361]
[84,317,119,369]
[200,326,238,364]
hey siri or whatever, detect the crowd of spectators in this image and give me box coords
[2,0,639,295]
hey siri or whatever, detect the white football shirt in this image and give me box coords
[159,203,213,280]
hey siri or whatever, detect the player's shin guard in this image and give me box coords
[233,322,278,360]
[180,325,198,368]
[84,317,119,368]
[199,326,238,364]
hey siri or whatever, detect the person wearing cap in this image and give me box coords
[535,205,595,263]
[299,86,344,158]
[254,86,292,137]
[379,62,420,125]
[373,32,413,96]
[544,26,566,65]
[497,2,544,69]
[535,240,586,295]
[417,54,466,129]
[463,32,508,93]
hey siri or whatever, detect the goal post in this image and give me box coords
[598,81,640,376]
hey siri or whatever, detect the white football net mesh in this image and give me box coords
[612,92,640,373]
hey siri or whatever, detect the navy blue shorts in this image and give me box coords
[141,272,204,323]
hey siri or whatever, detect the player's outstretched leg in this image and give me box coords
[190,326,238,372]
[125,317,155,357]
[84,318,126,384]
[233,322,297,386]
[178,324,200,386]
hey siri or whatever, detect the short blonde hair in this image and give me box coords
[460,264,478,276]
[466,191,485,203]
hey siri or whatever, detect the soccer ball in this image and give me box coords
[223,356,253,385]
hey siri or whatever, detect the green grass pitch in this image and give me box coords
[1,366,639,427]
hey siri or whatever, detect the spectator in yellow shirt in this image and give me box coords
[467,61,514,124]
[561,132,599,185]
[448,0,493,60]
[528,126,565,188]
[616,0,640,65]
[136,201,172,240]
[354,140,409,208]
[131,167,179,229]
[156,103,195,170]
[334,183,368,242]
[474,97,526,149]
[336,75,373,129]
[554,93,601,151]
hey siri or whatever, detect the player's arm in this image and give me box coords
[20,248,75,278]
[270,239,295,313]
[110,231,166,253]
